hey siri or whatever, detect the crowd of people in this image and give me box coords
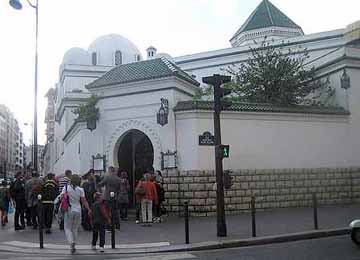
[0,166,166,254]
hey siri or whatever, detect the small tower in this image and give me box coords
[230,0,304,47]
[147,46,157,59]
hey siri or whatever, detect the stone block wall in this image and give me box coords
[161,167,360,216]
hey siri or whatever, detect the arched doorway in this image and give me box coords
[117,129,154,206]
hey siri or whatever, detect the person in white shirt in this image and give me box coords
[60,174,91,254]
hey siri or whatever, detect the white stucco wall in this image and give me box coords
[175,111,350,171]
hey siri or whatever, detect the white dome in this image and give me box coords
[62,47,90,65]
[155,53,174,63]
[88,34,142,66]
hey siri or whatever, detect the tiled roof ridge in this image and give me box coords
[160,57,177,73]
[264,0,275,25]
[86,58,199,89]
[173,100,350,115]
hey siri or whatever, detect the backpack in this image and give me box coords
[31,180,42,195]
[60,184,71,213]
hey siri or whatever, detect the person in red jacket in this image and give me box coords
[136,171,158,226]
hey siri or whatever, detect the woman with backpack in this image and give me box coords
[60,174,91,254]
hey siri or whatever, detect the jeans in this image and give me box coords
[14,199,26,228]
[64,211,81,245]
[141,199,153,223]
[119,203,128,219]
[135,202,141,221]
[92,223,105,247]
[30,205,38,227]
[25,207,32,225]
[43,203,54,230]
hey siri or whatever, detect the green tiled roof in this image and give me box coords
[86,57,199,89]
[173,100,350,115]
[232,0,302,40]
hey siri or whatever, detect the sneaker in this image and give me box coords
[99,247,104,253]
[91,245,96,250]
[70,243,76,254]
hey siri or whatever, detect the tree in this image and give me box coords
[218,39,322,105]
[73,95,99,122]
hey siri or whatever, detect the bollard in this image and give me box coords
[37,194,44,249]
[184,201,189,244]
[251,196,256,237]
[312,193,319,230]
[110,191,115,249]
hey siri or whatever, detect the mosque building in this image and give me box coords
[44,0,360,214]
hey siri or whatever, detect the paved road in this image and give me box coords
[1,204,359,245]
[0,235,359,260]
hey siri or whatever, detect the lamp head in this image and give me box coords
[9,0,22,10]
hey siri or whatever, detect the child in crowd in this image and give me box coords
[90,192,111,253]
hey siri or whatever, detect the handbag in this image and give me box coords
[8,201,14,214]
[135,181,145,196]
[60,184,70,213]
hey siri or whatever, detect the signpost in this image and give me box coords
[202,74,232,237]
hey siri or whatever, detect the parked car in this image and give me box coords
[350,220,360,245]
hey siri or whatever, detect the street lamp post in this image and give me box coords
[9,0,39,175]
[24,122,34,169]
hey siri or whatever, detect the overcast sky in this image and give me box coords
[0,0,359,145]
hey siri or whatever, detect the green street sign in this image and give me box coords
[220,145,230,158]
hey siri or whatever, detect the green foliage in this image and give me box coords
[222,39,321,105]
[73,95,99,122]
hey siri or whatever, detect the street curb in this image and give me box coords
[170,227,351,252]
[0,227,351,255]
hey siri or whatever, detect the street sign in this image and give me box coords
[199,131,215,146]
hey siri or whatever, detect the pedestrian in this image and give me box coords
[135,170,158,226]
[60,174,91,254]
[118,171,130,221]
[90,192,111,253]
[10,171,26,230]
[25,173,43,229]
[0,180,10,227]
[134,172,144,224]
[57,170,72,230]
[41,173,59,234]
[153,171,165,223]
[82,169,97,231]
[24,171,33,227]
[98,166,121,230]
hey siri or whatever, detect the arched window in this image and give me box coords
[136,54,141,61]
[115,50,122,65]
[92,52,97,65]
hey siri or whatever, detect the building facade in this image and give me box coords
[24,144,45,174]
[0,104,24,178]
[45,0,360,214]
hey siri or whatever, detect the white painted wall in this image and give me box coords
[175,110,350,171]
